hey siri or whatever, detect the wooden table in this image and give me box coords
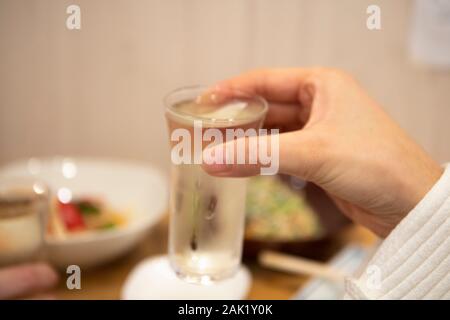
[53,216,377,300]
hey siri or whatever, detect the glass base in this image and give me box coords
[172,265,239,285]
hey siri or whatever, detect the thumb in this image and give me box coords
[201,130,321,179]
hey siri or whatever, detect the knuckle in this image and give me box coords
[306,67,357,96]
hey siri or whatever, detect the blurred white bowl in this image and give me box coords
[0,157,168,268]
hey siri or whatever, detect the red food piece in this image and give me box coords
[57,200,86,231]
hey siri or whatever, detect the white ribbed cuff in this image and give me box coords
[346,164,450,300]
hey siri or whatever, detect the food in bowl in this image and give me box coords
[48,196,128,238]
[245,176,324,242]
[0,157,168,268]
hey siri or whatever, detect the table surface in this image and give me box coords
[53,216,377,300]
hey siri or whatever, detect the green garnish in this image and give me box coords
[99,222,116,230]
[77,201,100,215]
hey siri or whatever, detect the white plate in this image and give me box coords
[0,157,168,268]
[121,255,252,300]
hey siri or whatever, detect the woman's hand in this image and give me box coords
[0,263,59,299]
[202,68,443,237]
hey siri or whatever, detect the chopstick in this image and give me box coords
[258,250,347,283]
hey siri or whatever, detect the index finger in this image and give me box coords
[216,68,314,103]
[197,68,314,105]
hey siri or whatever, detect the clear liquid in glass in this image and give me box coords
[166,94,266,284]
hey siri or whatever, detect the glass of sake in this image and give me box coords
[0,177,49,267]
[165,85,268,284]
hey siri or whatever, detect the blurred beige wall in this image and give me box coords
[1,0,449,173]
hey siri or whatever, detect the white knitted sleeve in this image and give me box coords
[345,164,450,300]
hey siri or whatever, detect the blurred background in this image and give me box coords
[1,0,450,172]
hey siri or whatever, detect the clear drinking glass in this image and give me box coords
[0,177,49,267]
[165,85,268,284]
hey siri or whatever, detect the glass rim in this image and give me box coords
[164,84,269,125]
[0,176,49,218]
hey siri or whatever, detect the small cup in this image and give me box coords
[165,85,268,284]
[0,177,49,267]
